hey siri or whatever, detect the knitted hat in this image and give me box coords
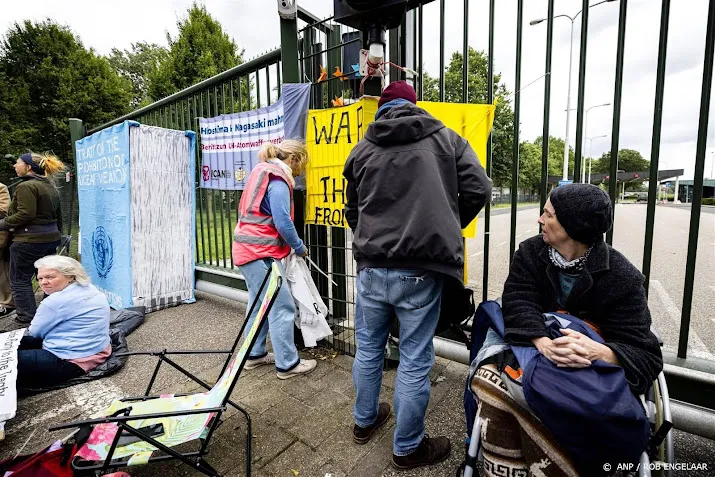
[550,183,613,244]
[378,80,417,108]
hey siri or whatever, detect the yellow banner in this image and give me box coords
[305,97,494,238]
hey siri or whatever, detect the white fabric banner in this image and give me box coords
[0,328,26,439]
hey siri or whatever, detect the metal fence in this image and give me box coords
[73,51,283,277]
[69,1,715,409]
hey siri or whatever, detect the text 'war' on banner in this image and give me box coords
[198,84,311,190]
[305,97,495,238]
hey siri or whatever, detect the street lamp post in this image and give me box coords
[582,103,611,182]
[530,0,618,181]
[587,134,608,183]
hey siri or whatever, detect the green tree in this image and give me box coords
[0,20,131,171]
[533,135,575,177]
[148,3,245,102]
[592,149,649,173]
[519,142,542,194]
[422,47,514,188]
[108,42,168,108]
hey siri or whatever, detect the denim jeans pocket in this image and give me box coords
[356,268,374,298]
[399,272,437,309]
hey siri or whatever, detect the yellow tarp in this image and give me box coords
[305,97,494,238]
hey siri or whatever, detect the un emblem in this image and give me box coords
[92,226,114,278]
[235,167,247,182]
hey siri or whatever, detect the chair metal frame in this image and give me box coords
[49,263,281,477]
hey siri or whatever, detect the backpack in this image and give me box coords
[386,276,475,367]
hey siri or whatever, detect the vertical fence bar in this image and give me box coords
[195,94,207,264]
[439,0,445,101]
[418,3,424,100]
[186,96,200,263]
[328,25,347,321]
[200,92,213,264]
[462,0,469,102]
[266,67,272,105]
[413,6,418,88]
[606,0,628,245]
[211,86,226,267]
[679,0,715,359]
[482,0,495,302]
[256,71,262,109]
[510,0,523,264]
[573,0,590,183]
[642,0,671,293]
[540,0,555,218]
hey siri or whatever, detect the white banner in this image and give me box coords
[0,328,25,439]
[198,83,311,190]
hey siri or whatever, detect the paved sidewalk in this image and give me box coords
[0,292,471,477]
[4,292,714,476]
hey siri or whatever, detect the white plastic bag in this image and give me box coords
[283,254,333,347]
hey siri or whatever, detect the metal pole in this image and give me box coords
[563,19,575,180]
[606,0,628,245]
[582,109,589,183]
[540,0,556,218]
[439,0,445,101]
[463,0,469,103]
[482,0,495,302]
[573,0,590,184]
[679,0,715,359]
[510,0,523,264]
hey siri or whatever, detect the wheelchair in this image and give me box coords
[461,327,674,477]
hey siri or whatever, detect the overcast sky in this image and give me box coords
[4,0,715,180]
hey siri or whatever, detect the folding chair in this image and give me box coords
[49,260,283,477]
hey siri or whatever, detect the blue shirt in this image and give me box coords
[29,283,111,360]
[259,178,307,255]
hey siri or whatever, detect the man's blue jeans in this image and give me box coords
[239,258,300,372]
[353,267,444,456]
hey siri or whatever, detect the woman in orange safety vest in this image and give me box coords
[232,140,317,379]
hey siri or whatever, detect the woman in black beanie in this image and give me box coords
[502,183,662,394]
[469,183,663,476]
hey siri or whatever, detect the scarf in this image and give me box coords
[548,245,593,272]
[268,158,295,188]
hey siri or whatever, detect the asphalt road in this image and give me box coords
[466,203,715,361]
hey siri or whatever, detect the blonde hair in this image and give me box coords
[29,152,66,177]
[34,255,91,285]
[258,140,309,176]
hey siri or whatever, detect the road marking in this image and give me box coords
[650,279,713,359]
[14,380,122,432]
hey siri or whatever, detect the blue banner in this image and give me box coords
[198,83,310,190]
[76,121,133,309]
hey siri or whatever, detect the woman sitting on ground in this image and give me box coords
[17,255,110,392]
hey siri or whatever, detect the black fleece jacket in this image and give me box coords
[502,235,663,394]
[343,103,491,283]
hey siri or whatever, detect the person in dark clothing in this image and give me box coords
[0,152,65,323]
[502,183,662,395]
[343,81,491,470]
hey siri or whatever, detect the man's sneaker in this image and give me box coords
[392,435,451,470]
[353,402,391,444]
[244,353,275,370]
[276,359,317,380]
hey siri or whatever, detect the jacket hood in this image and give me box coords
[364,103,445,146]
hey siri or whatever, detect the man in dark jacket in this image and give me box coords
[503,183,662,395]
[343,81,490,470]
